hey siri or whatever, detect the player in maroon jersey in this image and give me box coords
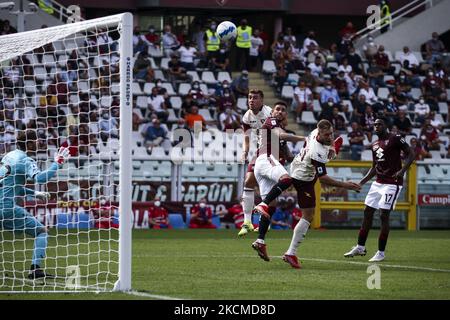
[250,101,305,261]
[344,118,415,262]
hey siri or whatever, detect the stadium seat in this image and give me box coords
[342,99,353,113]
[132,82,143,96]
[281,85,294,99]
[312,99,321,113]
[178,83,191,96]
[34,66,47,82]
[167,109,179,122]
[134,147,149,158]
[24,80,36,95]
[170,96,182,110]
[154,69,167,82]
[160,58,170,70]
[405,135,415,144]
[198,109,213,122]
[340,135,350,146]
[75,212,91,229]
[200,83,209,95]
[212,215,221,228]
[136,96,148,110]
[149,147,170,160]
[161,82,176,95]
[301,111,316,125]
[143,82,155,95]
[237,98,247,112]
[377,87,390,100]
[262,60,276,74]
[217,71,232,83]
[169,214,186,229]
[111,82,120,95]
[57,54,68,68]
[56,212,74,229]
[201,71,217,84]
[361,150,372,161]
[412,51,424,63]
[286,73,300,85]
[187,71,200,82]
[100,96,112,108]
[148,45,163,58]
[438,102,448,115]
[410,88,422,101]
[430,151,442,159]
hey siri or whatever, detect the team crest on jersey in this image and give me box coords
[271,119,277,126]
[216,0,228,6]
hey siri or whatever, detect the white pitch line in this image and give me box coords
[124,290,183,300]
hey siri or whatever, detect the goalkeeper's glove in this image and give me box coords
[35,191,51,201]
[55,147,70,166]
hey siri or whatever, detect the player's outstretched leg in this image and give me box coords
[238,188,255,237]
[369,209,390,262]
[251,207,275,261]
[253,176,292,218]
[344,206,375,258]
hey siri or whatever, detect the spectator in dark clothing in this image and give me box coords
[348,122,365,160]
[360,105,375,142]
[345,46,363,74]
[393,110,413,136]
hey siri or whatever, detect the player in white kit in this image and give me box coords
[238,89,272,237]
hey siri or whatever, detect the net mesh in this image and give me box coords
[0,15,127,292]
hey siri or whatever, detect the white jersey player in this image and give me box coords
[238,89,272,237]
[280,120,360,269]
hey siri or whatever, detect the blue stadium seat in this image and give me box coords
[169,213,186,229]
[75,212,92,229]
[212,215,221,228]
[56,213,74,229]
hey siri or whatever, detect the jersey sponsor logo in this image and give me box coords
[317,167,323,174]
[375,147,384,160]
[304,192,312,198]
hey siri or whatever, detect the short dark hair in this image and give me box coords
[16,129,37,151]
[317,119,332,130]
[274,101,288,109]
[249,89,264,99]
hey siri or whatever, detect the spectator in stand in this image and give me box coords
[216,87,236,115]
[148,197,171,229]
[216,202,245,229]
[210,42,231,73]
[99,110,119,142]
[271,34,285,61]
[425,32,446,64]
[326,43,342,64]
[319,98,337,122]
[337,32,354,58]
[345,71,359,96]
[393,84,409,109]
[274,60,288,94]
[320,80,340,105]
[422,69,447,108]
[133,26,151,55]
[367,59,385,91]
[219,108,241,131]
[162,24,180,57]
[271,200,291,230]
[3,60,21,88]
[345,46,363,75]
[147,86,168,122]
[360,105,376,142]
[308,56,324,81]
[414,96,431,126]
[258,24,270,59]
[204,20,220,66]
[250,28,264,72]
[338,58,352,76]
[302,31,319,53]
[330,107,347,135]
[348,122,365,160]
[334,70,350,99]
[184,105,206,131]
[300,67,317,91]
[428,111,443,132]
[359,80,383,112]
[133,51,155,82]
[383,94,399,126]
[420,120,442,151]
[145,25,160,47]
[142,118,171,153]
[189,81,210,107]
[399,61,422,88]
[410,137,431,160]
[167,53,189,88]
[362,36,379,60]
[393,110,413,136]
[231,70,249,98]
[178,40,198,71]
[0,19,17,35]
[292,80,313,123]
[398,46,419,70]
[47,74,69,107]
[97,28,115,54]
[283,27,297,47]
[339,21,357,39]
[189,198,216,229]
[176,25,189,46]
[306,45,326,65]
[192,23,206,62]
[235,19,252,71]
[374,46,394,74]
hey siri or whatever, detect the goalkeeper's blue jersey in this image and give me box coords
[0,149,58,205]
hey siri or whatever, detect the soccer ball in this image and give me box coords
[216,21,237,41]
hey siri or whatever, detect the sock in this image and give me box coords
[32,232,48,267]
[286,218,310,256]
[257,207,275,241]
[241,188,254,224]
[378,231,389,252]
[357,228,369,247]
[262,177,292,205]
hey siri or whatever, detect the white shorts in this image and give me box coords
[364,181,403,211]
[254,154,288,199]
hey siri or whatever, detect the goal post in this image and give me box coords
[0,13,133,293]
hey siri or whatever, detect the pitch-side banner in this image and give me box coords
[418,194,450,206]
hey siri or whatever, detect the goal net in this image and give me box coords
[0,13,132,293]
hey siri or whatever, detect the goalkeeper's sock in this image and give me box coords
[241,188,254,224]
[32,232,48,267]
[286,218,310,256]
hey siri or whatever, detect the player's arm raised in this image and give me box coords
[312,160,361,191]
[275,128,305,143]
[27,147,70,184]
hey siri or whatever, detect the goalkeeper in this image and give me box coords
[0,130,70,279]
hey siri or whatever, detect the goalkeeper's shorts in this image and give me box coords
[0,205,45,237]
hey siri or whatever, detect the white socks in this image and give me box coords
[286,218,310,256]
[242,188,254,224]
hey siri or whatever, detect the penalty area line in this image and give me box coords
[124,290,183,300]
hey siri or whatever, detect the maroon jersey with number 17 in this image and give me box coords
[371,133,410,186]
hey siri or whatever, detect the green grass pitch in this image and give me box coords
[1,229,450,300]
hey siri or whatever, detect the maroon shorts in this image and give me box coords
[292,178,317,209]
